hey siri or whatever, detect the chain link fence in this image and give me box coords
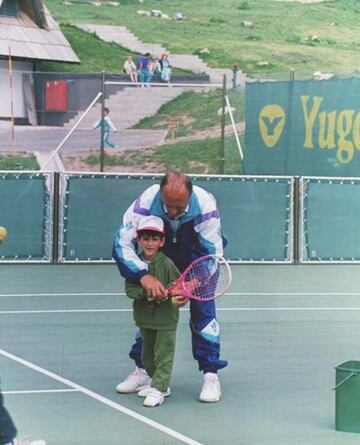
[250,67,360,82]
[0,69,102,171]
[0,68,245,174]
[3,64,360,173]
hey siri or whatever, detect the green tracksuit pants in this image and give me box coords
[140,328,176,393]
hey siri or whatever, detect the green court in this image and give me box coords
[2,264,360,444]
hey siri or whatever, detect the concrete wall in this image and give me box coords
[0,60,33,119]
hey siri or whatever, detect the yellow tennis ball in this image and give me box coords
[171,296,187,305]
[0,226,8,243]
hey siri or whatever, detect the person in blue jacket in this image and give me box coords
[113,171,228,403]
[0,391,46,444]
[0,391,17,445]
[0,241,46,445]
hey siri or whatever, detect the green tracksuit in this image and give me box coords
[125,251,180,392]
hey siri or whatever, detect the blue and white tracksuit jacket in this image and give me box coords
[113,184,228,373]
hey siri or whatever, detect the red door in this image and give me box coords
[45,80,68,112]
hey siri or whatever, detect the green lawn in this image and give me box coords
[83,137,243,174]
[0,154,39,170]
[43,0,360,76]
[40,24,190,74]
[40,24,139,73]
[133,88,245,137]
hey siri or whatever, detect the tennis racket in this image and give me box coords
[167,254,232,302]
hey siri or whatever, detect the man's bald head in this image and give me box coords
[160,172,192,218]
[160,172,192,194]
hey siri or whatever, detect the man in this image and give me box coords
[0,390,47,445]
[0,391,17,445]
[137,52,152,86]
[113,172,228,402]
[0,233,46,445]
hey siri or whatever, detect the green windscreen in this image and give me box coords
[62,175,159,261]
[0,172,52,261]
[302,178,360,261]
[195,177,293,261]
[61,174,293,262]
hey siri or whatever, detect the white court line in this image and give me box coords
[0,309,131,314]
[0,349,204,445]
[0,293,123,298]
[2,307,360,315]
[226,292,360,296]
[217,307,360,311]
[2,292,360,298]
[3,389,79,395]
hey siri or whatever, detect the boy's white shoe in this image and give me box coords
[116,367,151,393]
[13,439,47,445]
[138,386,171,398]
[143,387,166,407]
[199,372,222,403]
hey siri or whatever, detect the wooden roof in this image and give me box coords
[0,1,79,63]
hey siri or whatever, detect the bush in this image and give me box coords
[238,2,250,10]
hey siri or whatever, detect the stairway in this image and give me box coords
[64,85,187,131]
[74,24,245,87]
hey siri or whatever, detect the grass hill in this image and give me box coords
[43,0,360,77]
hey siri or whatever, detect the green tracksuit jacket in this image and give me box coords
[125,251,180,330]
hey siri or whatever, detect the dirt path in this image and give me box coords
[275,0,326,2]
[158,122,245,146]
[61,121,245,172]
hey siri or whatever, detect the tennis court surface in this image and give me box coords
[2,263,360,445]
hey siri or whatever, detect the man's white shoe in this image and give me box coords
[143,387,166,407]
[199,372,222,403]
[116,367,151,393]
[138,386,171,398]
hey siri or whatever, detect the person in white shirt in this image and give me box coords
[123,56,138,83]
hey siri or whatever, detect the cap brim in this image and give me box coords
[137,226,164,234]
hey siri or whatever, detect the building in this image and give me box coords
[0,0,79,122]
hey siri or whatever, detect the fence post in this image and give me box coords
[100,71,106,172]
[293,176,300,264]
[290,68,295,81]
[220,74,227,174]
[52,172,60,264]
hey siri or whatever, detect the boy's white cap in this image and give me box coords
[137,215,164,234]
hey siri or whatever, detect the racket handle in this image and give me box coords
[167,284,184,297]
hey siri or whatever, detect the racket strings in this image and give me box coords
[183,257,230,301]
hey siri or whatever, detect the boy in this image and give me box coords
[124,215,181,407]
[93,107,117,148]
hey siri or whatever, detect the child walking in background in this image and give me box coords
[122,215,181,407]
[93,107,117,148]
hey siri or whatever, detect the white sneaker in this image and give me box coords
[116,367,151,393]
[143,387,166,407]
[13,438,47,445]
[199,372,222,403]
[138,386,171,398]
